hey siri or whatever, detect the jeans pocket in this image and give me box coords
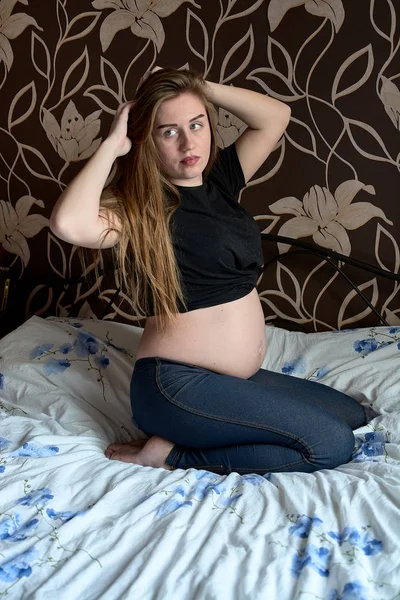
[156,359,209,405]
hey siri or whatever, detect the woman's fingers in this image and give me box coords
[118,100,135,113]
[136,66,164,91]
[113,100,135,122]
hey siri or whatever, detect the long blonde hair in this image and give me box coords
[81,68,219,333]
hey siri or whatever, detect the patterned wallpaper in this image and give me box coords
[1,0,399,332]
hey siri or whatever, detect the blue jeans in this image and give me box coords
[130,356,369,475]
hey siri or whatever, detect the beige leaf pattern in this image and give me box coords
[0,196,48,267]
[383,309,400,326]
[43,101,102,163]
[338,279,379,328]
[0,2,42,71]
[268,0,344,33]
[0,1,398,332]
[381,76,400,130]
[216,103,247,147]
[270,181,393,256]
[94,0,200,52]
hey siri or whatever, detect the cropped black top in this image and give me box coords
[148,142,264,315]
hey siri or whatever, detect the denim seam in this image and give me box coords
[193,458,309,471]
[154,358,316,464]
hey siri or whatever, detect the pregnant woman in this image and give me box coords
[50,67,369,476]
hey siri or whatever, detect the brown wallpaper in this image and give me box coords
[1,0,399,332]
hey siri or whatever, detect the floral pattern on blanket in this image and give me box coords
[0,439,60,474]
[0,446,275,592]
[1,318,399,599]
[30,322,134,402]
[0,437,12,473]
[286,514,385,597]
[281,327,400,382]
[353,428,390,462]
[0,469,273,591]
[153,471,273,522]
[281,356,330,381]
[0,480,99,589]
[353,327,400,357]
[281,327,400,381]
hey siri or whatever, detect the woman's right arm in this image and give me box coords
[49,101,135,249]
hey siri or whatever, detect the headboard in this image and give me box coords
[258,234,400,332]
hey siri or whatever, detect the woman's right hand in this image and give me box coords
[106,100,136,158]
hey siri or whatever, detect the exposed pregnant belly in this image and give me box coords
[135,287,267,379]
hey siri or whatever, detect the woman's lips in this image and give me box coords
[181,156,200,166]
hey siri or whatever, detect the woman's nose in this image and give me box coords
[180,130,195,149]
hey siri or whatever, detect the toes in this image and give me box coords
[106,443,124,452]
[105,440,147,461]
[109,452,138,464]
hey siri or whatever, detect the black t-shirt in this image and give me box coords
[149,142,263,315]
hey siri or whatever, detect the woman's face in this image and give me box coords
[152,92,211,187]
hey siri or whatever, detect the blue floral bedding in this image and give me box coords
[0,317,399,599]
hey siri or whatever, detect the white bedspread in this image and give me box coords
[0,316,399,599]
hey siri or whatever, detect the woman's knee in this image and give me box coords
[311,421,355,470]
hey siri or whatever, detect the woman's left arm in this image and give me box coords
[204,80,291,184]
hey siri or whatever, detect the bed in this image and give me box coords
[1,239,400,599]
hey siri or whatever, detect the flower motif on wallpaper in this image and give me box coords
[92,0,201,53]
[381,76,400,131]
[268,0,344,33]
[0,195,49,267]
[269,180,392,255]
[43,101,102,163]
[216,104,247,148]
[0,0,42,71]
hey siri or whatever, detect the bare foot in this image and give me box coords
[104,439,146,460]
[105,436,175,470]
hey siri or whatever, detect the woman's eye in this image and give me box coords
[164,123,202,137]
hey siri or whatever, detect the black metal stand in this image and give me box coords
[260,233,400,328]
